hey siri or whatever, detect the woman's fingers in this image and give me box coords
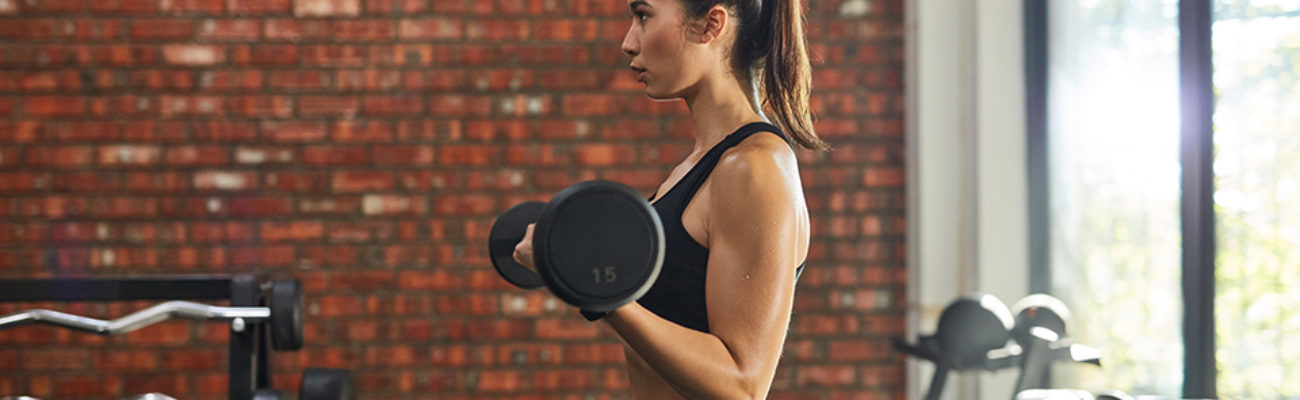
[513,223,537,272]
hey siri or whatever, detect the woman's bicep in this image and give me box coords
[703,144,802,381]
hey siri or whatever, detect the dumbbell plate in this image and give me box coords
[300,368,355,400]
[935,293,1015,369]
[488,201,548,289]
[1010,294,1072,342]
[534,180,664,312]
[270,279,304,351]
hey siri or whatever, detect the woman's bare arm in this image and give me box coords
[605,136,806,399]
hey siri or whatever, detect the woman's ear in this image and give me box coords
[696,5,729,44]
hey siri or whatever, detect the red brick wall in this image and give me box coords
[0,0,906,398]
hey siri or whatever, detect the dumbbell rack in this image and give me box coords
[0,274,278,400]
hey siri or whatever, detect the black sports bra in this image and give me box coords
[636,122,806,332]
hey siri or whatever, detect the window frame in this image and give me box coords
[1023,0,1218,396]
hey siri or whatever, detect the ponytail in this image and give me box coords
[759,0,826,151]
[682,0,828,151]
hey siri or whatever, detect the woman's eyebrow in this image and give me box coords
[629,0,651,12]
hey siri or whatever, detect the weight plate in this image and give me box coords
[488,201,547,289]
[251,389,285,400]
[1010,294,1072,344]
[534,180,664,312]
[300,368,355,400]
[935,293,1014,369]
[270,279,305,351]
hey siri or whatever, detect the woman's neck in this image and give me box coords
[682,72,765,154]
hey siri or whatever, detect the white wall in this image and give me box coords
[906,0,1029,399]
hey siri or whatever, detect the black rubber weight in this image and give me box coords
[1010,294,1072,343]
[252,389,285,400]
[488,201,547,289]
[935,294,1014,369]
[270,279,304,351]
[534,180,664,312]
[300,368,355,400]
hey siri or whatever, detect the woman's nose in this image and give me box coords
[621,26,638,57]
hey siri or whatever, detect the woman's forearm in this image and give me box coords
[604,303,767,400]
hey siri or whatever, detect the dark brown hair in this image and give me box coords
[682,0,828,151]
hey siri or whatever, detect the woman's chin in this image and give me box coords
[643,87,680,101]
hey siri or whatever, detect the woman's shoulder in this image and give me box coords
[710,129,800,196]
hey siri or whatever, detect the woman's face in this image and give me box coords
[622,0,714,100]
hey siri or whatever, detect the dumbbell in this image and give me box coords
[1010,294,1102,393]
[250,368,355,400]
[120,394,177,400]
[892,293,1018,400]
[488,180,665,312]
[0,280,304,351]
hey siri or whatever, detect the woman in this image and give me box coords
[516,0,828,397]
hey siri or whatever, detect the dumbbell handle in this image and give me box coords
[0,301,270,335]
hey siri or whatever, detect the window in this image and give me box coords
[1046,0,1183,395]
[1035,0,1300,397]
[1212,0,1300,396]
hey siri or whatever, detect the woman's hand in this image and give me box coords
[512,223,537,272]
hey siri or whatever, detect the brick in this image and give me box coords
[130,19,194,40]
[0,0,16,14]
[231,244,295,267]
[363,95,424,116]
[47,376,122,397]
[298,96,359,117]
[438,145,499,166]
[159,95,225,116]
[264,19,329,41]
[398,18,462,40]
[314,295,364,317]
[262,121,326,142]
[123,375,187,396]
[260,220,322,242]
[158,0,223,13]
[433,194,495,216]
[127,70,195,91]
[268,70,331,90]
[163,45,225,66]
[231,44,298,65]
[562,94,616,116]
[194,170,256,191]
[332,19,395,41]
[92,0,158,13]
[535,319,599,340]
[574,144,636,166]
[372,145,433,165]
[228,196,292,217]
[335,271,398,293]
[532,19,600,41]
[332,171,394,192]
[198,19,262,41]
[49,121,116,142]
[863,167,904,187]
[429,95,492,116]
[303,145,367,166]
[97,145,161,166]
[23,96,86,117]
[22,349,90,370]
[229,0,290,14]
[301,44,365,66]
[827,339,885,361]
[336,69,401,91]
[294,0,360,16]
[797,366,856,387]
[192,222,254,243]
